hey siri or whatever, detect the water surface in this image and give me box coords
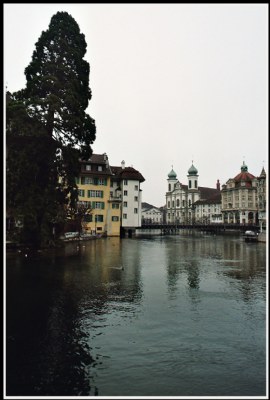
[6,234,266,396]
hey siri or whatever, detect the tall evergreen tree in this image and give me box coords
[6,12,96,246]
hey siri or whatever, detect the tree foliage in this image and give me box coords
[6,12,96,247]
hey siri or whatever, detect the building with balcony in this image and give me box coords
[110,161,145,230]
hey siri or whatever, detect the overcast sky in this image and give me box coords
[4,3,268,207]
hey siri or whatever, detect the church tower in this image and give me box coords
[167,167,178,192]
[187,162,199,191]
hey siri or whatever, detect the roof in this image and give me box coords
[80,153,113,176]
[80,153,109,165]
[111,166,145,182]
[198,187,220,200]
[188,163,198,176]
[258,167,266,179]
[194,192,221,205]
[232,162,256,188]
[168,169,177,179]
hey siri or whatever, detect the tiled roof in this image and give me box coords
[194,191,221,205]
[80,153,109,165]
[80,153,113,176]
[198,187,220,200]
[111,166,145,182]
[234,171,256,182]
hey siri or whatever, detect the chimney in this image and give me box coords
[121,160,125,169]
[216,179,220,191]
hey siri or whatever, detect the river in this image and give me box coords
[5,234,267,397]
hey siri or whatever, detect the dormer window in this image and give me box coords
[85,165,91,171]
[98,165,103,171]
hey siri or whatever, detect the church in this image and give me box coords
[165,163,221,224]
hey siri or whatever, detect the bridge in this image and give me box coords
[138,223,259,235]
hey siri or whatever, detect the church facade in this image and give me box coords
[165,163,221,224]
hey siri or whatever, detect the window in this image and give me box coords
[177,199,180,207]
[123,214,127,219]
[95,215,103,222]
[77,200,91,208]
[83,214,92,222]
[98,178,107,186]
[112,203,119,209]
[134,185,138,190]
[172,201,175,208]
[98,165,103,171]
[85,177,93,184]
[85,165,91,171]
[92,202,105,209]
[124,180,128,185]
[124,202,128,207]
[189,180,191,188]
[195,181,197,188]
[134,208,138,214]
[124,190,128,196]
[112,216,119,221]
[134,196,138,202]
[88,190,103,198]
[78,189,85,197]
[168,201,170,208]
[169,184,171,191]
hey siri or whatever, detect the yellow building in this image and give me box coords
[76,153,121,236]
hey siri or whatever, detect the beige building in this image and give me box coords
[221,161,258,225]
[76,153,121,236]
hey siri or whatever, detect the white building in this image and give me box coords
[111,161,145,229]
[166,163,220,224]
[194,194,222,224]
[142,206,163,224]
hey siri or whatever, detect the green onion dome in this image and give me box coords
[188,163,198,175]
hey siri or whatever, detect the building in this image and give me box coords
[221,161,258,224]
[110,161,145,231]
[257,167,267,232]
[194,192,222,224]
[76,155,145,236]
[141,203,163,224]
[76,153,121,236]
[165,163,220,224]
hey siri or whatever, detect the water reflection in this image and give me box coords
[6,235,266,396]
[6,238,143,396]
